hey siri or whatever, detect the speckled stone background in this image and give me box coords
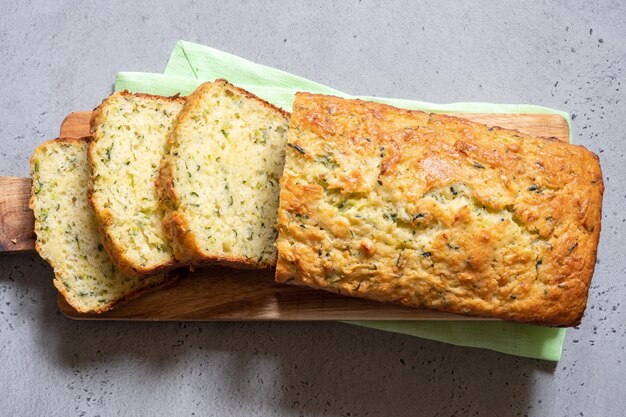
[1,1,624,416]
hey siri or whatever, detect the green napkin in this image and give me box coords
[114,40,569,361]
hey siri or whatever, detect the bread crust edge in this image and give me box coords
[277,93,605,327]
[88,91,186,277]
[30,137,179,314]
[158,80,289,269]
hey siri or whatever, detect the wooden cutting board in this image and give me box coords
[0,111,569,320]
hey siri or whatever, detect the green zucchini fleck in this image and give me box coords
[287,143,306,154]
[527,184,541,192]
[105,143,114,161]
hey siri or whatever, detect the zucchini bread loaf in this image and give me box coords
[159,80,290,268]
[275,93,603,326]
[89,92,185,276]
[30,137,173,313]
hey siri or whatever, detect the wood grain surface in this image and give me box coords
[59,268,484,321]
[0,109,569,320]
[0,177,35,252]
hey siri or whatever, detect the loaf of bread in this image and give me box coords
[275,93,603,326]
[30,138,173,313]
[159,80,290,268]
[89,92,185,276]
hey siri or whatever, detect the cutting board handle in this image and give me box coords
[0,176,35,253]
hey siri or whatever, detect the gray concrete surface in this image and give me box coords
[1,1,624,415]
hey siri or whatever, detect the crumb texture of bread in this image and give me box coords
[89,92,185,275]
[275,93,604,326]
[30,138,169,313]
[160,80,290,267]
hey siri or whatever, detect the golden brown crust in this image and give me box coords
[158,80,289,269]
[276,93,603,327]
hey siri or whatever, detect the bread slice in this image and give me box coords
[275,93,603,326]
[30,137,173,313]
[159,80,290,268]
[89,92,185,276]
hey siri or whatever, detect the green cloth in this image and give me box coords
[114,40,569,361]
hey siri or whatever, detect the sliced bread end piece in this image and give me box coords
[30,137,174,313]
[89,91,186,276]
[159,80,290,268]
